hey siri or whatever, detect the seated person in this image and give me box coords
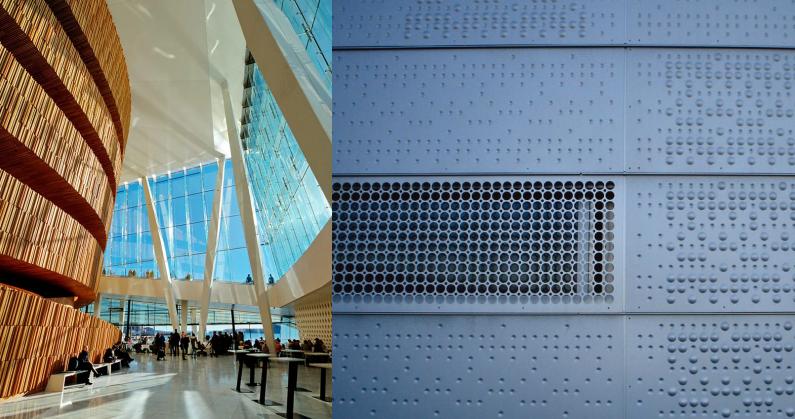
[78,346,101,379]
[301,339,313,352]
[103,347,116,363]
[114,342,134,367]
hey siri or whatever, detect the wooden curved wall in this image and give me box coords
[0,0,129,304]
[0,284,121,399]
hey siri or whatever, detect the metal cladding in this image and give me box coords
[332,1,795,417]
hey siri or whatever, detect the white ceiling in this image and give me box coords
[108,0,247,183]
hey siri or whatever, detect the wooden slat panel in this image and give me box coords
[0,284,120,399]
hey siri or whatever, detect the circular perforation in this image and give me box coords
[332,179,616,304]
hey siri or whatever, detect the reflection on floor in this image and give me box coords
[0,353,331,419]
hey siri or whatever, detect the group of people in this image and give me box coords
[148,330,202,360]
[70,341,135,385]
[252,337,326,355]
[128,331,328,359]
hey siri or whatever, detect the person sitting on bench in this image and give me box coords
[114,342,134,367]
[103,347,117,363]
[78,346,101,378]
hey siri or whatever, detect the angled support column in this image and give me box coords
[199,158,225,342]
[118,298,126,327]
[233,0,331,203]
[142,177,180,331]
[190,307,197,336]
[222,83,275,354]
[93,293,103,318]
[180,300,188,334]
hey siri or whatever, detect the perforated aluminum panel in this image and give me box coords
[333,314,626,419]
[628,0,795,48]
[333,0,626,48]
[332,176,625,313]
[626,49,795,174]
[626,176,795,312]
[626,315,795,418]
[334,0,795,49]
[332,49,625,175]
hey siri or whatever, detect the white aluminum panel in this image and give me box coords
[333,49,625,175]
[626,49,795,174]
[626,176,795,312]
[627,315,795,418]
[333,0,626,48]
[333,314,626,419]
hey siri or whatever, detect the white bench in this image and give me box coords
[45,370,88,393]
[95,359,122,376]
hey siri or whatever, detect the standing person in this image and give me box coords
[190,333,197,358]
[169,330,180,357]
[180,332,189,360]
[209,332,218,357]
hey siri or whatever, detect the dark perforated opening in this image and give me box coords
[332,179,616,303]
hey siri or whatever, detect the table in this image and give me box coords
[280,349,304,357]
[231,350,255,393]
[308,363,332,402]
[247,353,281,406]
[271,357,310,419]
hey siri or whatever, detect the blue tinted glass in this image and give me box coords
[202,162,218,191]
[240,39,331,282]
[186,170,202,195]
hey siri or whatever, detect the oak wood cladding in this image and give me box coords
[0,284,120,400]
[0,44,112,246]
[0,170,101,297]
[0,0,129,300]
[46,0,130,144]
[0,1,121,188]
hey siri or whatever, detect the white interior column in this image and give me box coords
[118,298,126,328]
[93,293,103,318]
[233,0,331,203]
[142,177,180,330]
[222,83,275,354]
[199,159,225,342]
[190,307,197,336]
[180,300,188,334]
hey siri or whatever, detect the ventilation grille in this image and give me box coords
[332,179,617,304]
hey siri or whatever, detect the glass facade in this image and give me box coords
[241,60,330,282]
[104,180,158,278]
[152,161,217,281]
[86,298,297,341]
[104,160,254,283]
[274,0,331,87]
[212,160,253,283]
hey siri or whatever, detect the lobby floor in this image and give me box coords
[0,353,332,419]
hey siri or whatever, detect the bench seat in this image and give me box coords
[45,370,89,393]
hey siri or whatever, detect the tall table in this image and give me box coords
[307,363,332,402]
[231,350,255,393]
[271,357,310,419]
[247,353,280,406]
[280,349,304,357]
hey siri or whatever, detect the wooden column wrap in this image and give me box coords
[0,2,121,188]
[64,0,130,141]
[45,0,129,146]
[0,284,120,400]
[0,170,102,294]
[0,45,112,245]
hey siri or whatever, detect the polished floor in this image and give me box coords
[0,353,332,419]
